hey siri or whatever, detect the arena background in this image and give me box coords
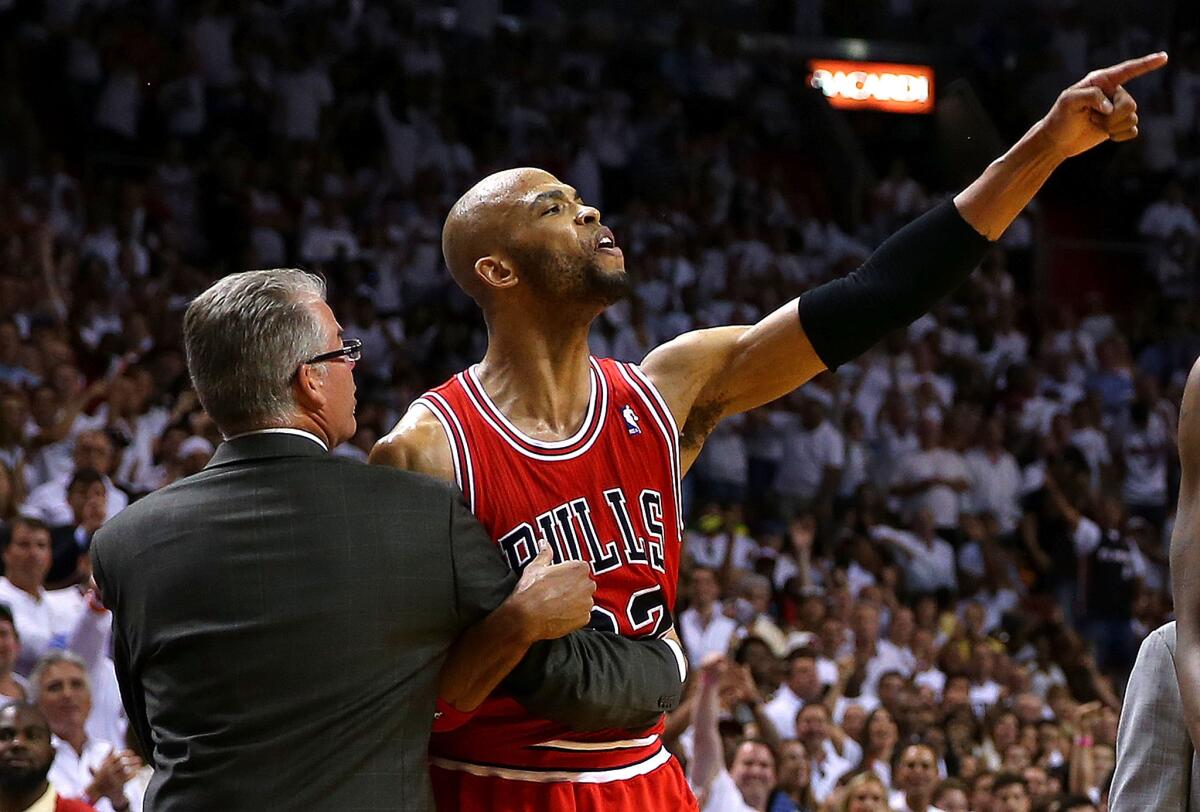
[1,1,1200,810]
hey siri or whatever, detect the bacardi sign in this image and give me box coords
[808,60,935,114]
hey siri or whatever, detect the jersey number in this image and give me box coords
[588,584,673,638]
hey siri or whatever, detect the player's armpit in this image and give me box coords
[641,311,826,465]
[370,402,457,483]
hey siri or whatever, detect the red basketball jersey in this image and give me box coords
[418,356,684,782]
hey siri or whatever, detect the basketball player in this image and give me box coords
[372,54,1165,811]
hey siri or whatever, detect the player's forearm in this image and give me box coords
[954,121,1065,240]
[797,92,1103,370]
[796,200,990,370]
[438,599,535,712]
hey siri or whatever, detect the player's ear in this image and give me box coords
[475,256,518,291]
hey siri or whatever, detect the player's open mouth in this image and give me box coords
[595,228,623,257]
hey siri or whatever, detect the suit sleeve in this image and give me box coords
[504,632,686,731]
[447,494,518,627]
[90,534,154,761]
[1110,624,1193,812]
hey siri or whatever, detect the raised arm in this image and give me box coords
[687,655,728,801]
[1172,357,1200,751]
[641,54,1167,473]
[372,406,686,730]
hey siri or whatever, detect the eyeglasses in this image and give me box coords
[304,338,362,366]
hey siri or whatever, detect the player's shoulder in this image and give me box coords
[370,397,457,483]
[641,326,747,386]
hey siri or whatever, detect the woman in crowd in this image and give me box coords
[858,708,900,787]
[838,771,889,812]
[771,740,816,812]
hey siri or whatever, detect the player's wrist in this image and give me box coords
[497,593,544,646]
[1024,118,1073,165]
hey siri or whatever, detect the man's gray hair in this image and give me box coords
[29,650,90,705]
[738,572,772,597]
[184,269,329,434]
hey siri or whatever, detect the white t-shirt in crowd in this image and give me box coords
[49,735,138,812]
[24,473,128,527]
[274,67,334,141]
[914,666,947,699]
[890,790,946,812]
[1121,413,1170,507]
[970,680,1003,716]
[774,418,845,500]
[1070,427,1112,491]
[679,607,738,668]
[1139,199,1200,240]
[700,768,757,812]
[870,526,958,594]
[964,448,1023,534]
[685,531,759,572]
[0,579,104,676]
[764,684,806,739]
[695,416,749,487]
[810,741,855,803]
[893,448,967,528]
[839,439,869,499]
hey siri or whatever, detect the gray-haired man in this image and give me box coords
[90,269,685,811]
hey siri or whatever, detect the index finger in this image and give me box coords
[1093,52,1168,88]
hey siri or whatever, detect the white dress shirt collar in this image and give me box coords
[225,427,329,452]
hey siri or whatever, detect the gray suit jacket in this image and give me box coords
[1111,622,1200,811]
[92,433,683,812]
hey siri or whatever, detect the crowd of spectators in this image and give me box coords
[0,0,1197,810]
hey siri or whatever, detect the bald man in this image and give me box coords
[373,54,1165,812]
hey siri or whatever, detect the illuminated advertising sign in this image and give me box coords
[807,60,935,114]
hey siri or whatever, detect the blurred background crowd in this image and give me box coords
[0,0,1199,810]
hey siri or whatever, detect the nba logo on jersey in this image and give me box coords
[622,404,641,435]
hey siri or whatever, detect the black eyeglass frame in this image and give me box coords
[304,338,362,366]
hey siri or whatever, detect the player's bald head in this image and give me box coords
[442,167,558,303]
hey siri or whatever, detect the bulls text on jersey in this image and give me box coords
[498,487,667,575]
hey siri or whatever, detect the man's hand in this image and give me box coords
[732,663,763,706]
[1039,53,1167,159]
[86,748,141,803]
[699,653,727,688]
[506,545,595,642]
[957,52,1168,241]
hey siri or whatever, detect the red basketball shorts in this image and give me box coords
[429,755,699,811]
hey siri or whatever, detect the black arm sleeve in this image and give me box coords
[797,199,991,369]
[504,633,684,732]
